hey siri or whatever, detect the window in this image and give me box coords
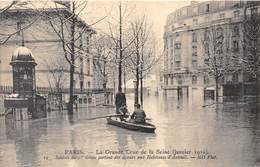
[165,76,168,85]
[79,98,82,104]
[175,61,181,68]
[175,43,181,49]
[80,35,83,48]
[83,98,88,104]
[88,81,91,88]
[233,26,239,36]
[86,36,90,46]
[87,59,90,75]
[234,10,240,18]
[88,98,92,104]
[216,27,223,38]
[206,4,210,12]
[204,76,209,84]
[192,45,197,57]
[192,32,197,42]
[175,54,181,61]
[205,16,210,22]
[80,57,83,74]
[232,40,239,52]
[17,22,21,36]
[177,76,182,85]
[251,7,258,16]
[232,73,238,82]
[171,62,173,70]
[193,18,198,25]
[170,77,174,85]
[176,32,180,38]
[219,13,225,18]
[219,1,225,9]
[204,43,210,55]
[192,7,198,15]
[170,38,173,47]
[170,49,174,57]
[204,58,209,66]
[192,76,197,84]
[204,28,210,41]
[80,81,83,91]
[171,25,175,31]
[192,60,197,68]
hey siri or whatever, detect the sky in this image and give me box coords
[82,1,191,51]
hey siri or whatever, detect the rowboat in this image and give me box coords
[106,117,156,133]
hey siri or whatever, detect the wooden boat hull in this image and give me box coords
[106,117,156,133]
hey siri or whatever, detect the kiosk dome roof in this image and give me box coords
[11,46,35,62]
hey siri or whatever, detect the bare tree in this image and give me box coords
[242,1,260,104]
[92,35,115,90]
[107,2,141,93]
[126,16,158,106]
[43,58,67,110]
[48,1,95,114]
[202,26,229,102]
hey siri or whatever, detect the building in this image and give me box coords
[0,1,112,111]
[163,0,247,98]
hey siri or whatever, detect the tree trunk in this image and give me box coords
[135,63,139,106]
[118,2,122,92]
[140,71,143,107]
[256,76,259,106]
[140,47,144,107]
[215,77,219,102]
[68,3,76,115]
[135,37,140,106]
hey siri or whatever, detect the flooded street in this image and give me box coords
[0,94,260,167]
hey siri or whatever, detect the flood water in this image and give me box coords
[0,94,260,167]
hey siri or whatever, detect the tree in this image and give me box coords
[107,1,140,93]
[242,1,260,104]
[202,26,228,102]
[43,58,68,110]
[92,34,116,104]
[48,1,95,114]
[126,16,158,106]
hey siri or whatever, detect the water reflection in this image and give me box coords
[0,93,259,167]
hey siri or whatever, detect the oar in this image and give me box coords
[83,114,123,120]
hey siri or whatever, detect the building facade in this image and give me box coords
[163,0,246,98]
[0,1,112,111]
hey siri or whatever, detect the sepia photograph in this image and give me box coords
[0,0,260,166]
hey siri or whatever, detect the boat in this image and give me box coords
[106,117,156,133]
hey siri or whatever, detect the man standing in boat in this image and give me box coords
[131,104,146,124]
[115,91,126,114]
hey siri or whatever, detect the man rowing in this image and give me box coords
[130,104,146,124]
[118,104,129,121]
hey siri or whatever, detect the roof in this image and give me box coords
[0,1,65,11]
[0,1,96,34]
[11,46,36,65]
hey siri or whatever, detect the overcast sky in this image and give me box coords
[83,1,190,50]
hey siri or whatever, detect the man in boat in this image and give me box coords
[118,104,129,121]
[131,104,146,124]
[115,91,126,114]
